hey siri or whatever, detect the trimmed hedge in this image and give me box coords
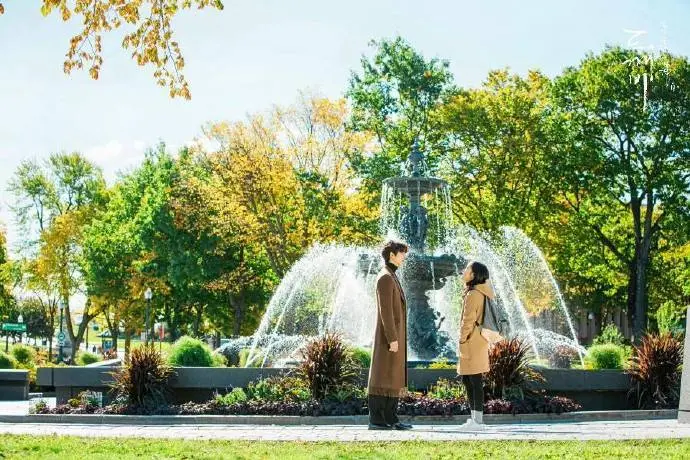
[168,336,217,367]
[586,344,626,370]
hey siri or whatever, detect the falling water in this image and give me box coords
[232,163,582,366]
[244,244,378,367]
[496,227,585,363]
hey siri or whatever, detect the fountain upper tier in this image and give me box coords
[379,141,455,253]
[383,177,449,196]
[358,252,462,289]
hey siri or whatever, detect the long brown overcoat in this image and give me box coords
[367,266,408,397]
[457,281,494,376]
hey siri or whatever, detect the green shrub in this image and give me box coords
[428,357,455,370]
[655,301,686,335]
[77,352,100,366]
[215,388,248,405]
[328,385,366,403]
[212,352,227,367]
[428,378,465,400]
[586,344,625,370]
[167,336,215,367]
[350,347,371,368]
[245,376,312,402]
[28,399,49,415]
[34,349,51,366]
[593,324,625,347]
[16,362,37,388]
[0,351,17,369]
[11,344,36,365]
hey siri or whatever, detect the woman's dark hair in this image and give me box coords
[381,240,409,262]
[466,261,490,289]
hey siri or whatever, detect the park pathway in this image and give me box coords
[1,419,690,441]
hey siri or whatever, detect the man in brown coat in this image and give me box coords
[367,240,412,430]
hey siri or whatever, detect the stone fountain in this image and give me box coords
[241,143,584,368]
[359,141,463,360]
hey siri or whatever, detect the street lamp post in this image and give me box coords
[17,314,23,344]
[58,300,65,363]
[144,288,153,347]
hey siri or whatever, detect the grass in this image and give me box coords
[130,339,174,356]
[0,436,689,459]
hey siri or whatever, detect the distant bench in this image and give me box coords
[0,369,30,400]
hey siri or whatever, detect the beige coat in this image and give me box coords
[367,266,408,397]
[457,282,494,376]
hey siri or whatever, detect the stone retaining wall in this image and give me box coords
[0,369,30,400]
[36,366,633,410]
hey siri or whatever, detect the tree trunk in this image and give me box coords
[633,252,649,342]
[124,327,132,362]
[193,304,204,337]
[166,303,179,341]
[104,310,119,352]
[111,328,119,352]
[70,311,95,359]
[626,262,637,336]
[230,292,246,337]
[47,300,56,360]
[107,321,119,352]
[632,195,655,342]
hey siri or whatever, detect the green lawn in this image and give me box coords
[129,339,174,356]
[0,436,689,459]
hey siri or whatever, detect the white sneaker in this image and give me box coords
[460,418,485,431]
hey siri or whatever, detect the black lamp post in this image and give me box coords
[17,314,23,344]
[144,288,153,347]
[58,300,65,363]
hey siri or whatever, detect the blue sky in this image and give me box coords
[1,0,690,256]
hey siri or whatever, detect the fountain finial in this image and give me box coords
[407,138,425,177]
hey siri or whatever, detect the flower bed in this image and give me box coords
[34,391,581,417]
[32,335,583,417]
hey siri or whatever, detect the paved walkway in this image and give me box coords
[1,420,689,441]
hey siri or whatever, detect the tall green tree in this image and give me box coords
[436,69,560,231]
[17,297,53,343]
[0,227,17,320]
[551,47,690,339]
[346,36,456,197]
[83,144,179,352]
[9,153,107,357]
[170,153,275,337]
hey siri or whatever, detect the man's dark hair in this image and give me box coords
[381,240,409,262]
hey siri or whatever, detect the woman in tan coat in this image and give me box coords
[457,261,494,430]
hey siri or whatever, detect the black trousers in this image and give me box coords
[461,374,484,412]
[368,394,399,425]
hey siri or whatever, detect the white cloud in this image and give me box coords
[184,135,220,153]
[83,140,148,185]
